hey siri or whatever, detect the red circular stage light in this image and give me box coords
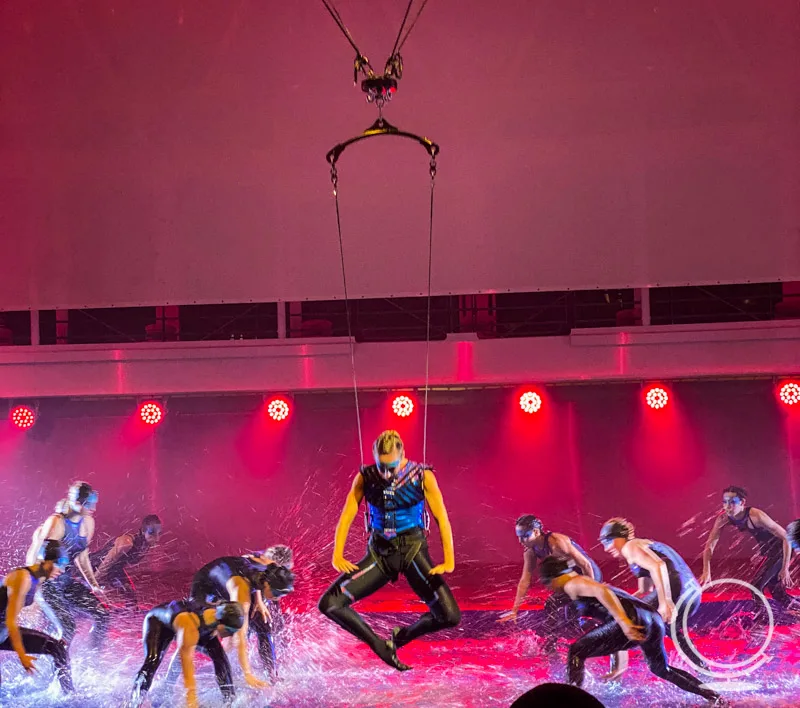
[267,397,291,422]
[645,386,669,410]
[139,402,164,426]
[519,391,542,414]
[779,382,800,407]
[392,395,414,418]
[10,405,36,430]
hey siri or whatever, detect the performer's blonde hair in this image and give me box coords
[373,430,404,456]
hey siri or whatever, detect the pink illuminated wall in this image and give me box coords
[1,0,798,310]
[1,380,798,606]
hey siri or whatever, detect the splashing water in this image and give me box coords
[4,602,800,707]
[4,472,800,706]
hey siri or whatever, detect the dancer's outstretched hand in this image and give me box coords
[332,555,358,574]
[781,568,794,588]
[497,610,518,623]
[429,561,454,575]
[19,654,37,674]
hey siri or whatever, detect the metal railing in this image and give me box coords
[650,283,783,326]
[0,282,789,346]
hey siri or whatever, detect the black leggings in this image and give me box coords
[249,602,278,680]
[541,565,602,649]
[567,609,717,701]
[131,614,234,706]
[542,592,580,647]
[40,579,110,649]
[318,531,461,658]
[642,585,704,666]
[0,628,73,692]
[753,553,793,610]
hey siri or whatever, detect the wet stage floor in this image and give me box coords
[3,601,800,707]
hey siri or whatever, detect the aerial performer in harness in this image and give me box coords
[318,431,460,670]
[316,0,452,672]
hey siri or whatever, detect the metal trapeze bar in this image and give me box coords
[326,117,439,167]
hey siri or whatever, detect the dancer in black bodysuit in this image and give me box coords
[27,482,110,648]
[189,555,294,686]
[130,599,244,708]
[318,430,461,670]
[92,514,162,608]
[539,557,720,703]
[0,540,74,692]
[499,514,602,653]
[701,486,795,615]
[600,518,705,675]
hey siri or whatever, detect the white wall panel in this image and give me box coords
[1,1,798,309]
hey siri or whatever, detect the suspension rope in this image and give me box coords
[321,0,432,85]
[388,0,415,63]
[319,0,360,56]
[422,156,436,465]
[320,0,374,79]
[323,0,437,466]
[395,0,431,55]
[330,165,365,466]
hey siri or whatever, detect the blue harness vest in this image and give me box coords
[361,461,429,539]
